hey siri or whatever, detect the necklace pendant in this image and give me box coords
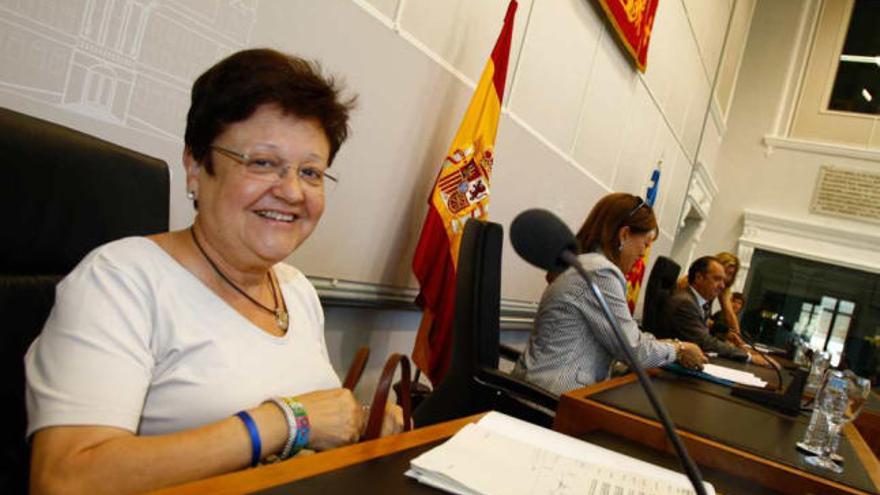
[275,308,289,330]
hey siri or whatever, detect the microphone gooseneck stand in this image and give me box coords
[559,250,708,495]
[509,208,707,494]
[737,329,783,391]
[728,329,807,416]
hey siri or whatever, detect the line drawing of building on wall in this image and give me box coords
[0,0,256,141]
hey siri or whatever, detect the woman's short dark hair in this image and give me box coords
[184,48,356,174]
[574,192,657,264]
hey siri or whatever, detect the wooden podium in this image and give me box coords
[554,371,880,495]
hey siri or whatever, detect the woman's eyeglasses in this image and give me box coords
[210,145,338,193]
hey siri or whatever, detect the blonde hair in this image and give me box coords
[715,251,740,289]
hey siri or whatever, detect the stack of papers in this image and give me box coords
[701,363,767,388]
[406,412,714,495]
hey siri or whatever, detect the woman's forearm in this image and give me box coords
[30,402,287,495]
[718,290,741,333]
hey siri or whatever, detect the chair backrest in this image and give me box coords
[641,256,681,338]
[413,219,502,426]
[453,219,504,374]
[0,107,169,493]
[413,219,557,428]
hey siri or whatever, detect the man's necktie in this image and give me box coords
[702,302,711,323]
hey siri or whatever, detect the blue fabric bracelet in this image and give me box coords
[236,411,262,467]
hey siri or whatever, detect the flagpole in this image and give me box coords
[672,0,738,240]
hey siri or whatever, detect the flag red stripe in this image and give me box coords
[490,0,518,100]
[411,207,458,382]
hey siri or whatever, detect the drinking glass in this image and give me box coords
[804,370,871,473]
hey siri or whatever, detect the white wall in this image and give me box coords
[695,0,880,261]
[1,0,738,392]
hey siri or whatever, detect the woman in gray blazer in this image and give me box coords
[513,193,706,395]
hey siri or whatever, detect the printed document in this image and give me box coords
[406,412,715,495]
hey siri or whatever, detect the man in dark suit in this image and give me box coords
[660,256,770,365]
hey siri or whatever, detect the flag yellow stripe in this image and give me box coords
[430,58,502,263]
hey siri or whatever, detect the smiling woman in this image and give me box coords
[24,49,403,495]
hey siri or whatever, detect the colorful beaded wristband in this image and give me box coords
[266,397,298,461]
[235,411,261,468]
[282,397,310,455]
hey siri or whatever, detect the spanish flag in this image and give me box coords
[412,0,518,385]
[625,166,661,313]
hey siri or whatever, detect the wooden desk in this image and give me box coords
[151,370,878,495]
[150,409,783,494]
[555,371,880,495]
[856,392,880,458]
[151,414,483,495]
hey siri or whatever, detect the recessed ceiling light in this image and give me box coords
[862,88,873,102]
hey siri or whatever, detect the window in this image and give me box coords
[801,296,856,367]
[742,249,879,380]
[790,0,880,147]
[827,0,880,115]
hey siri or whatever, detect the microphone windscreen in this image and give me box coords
[510,209,578,271]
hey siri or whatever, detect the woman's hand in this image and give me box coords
[677,342,708,370]
[380,402,405,437]
[296,388,364,451]
[727,331,747,348]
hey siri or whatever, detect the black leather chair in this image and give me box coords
[641,256,681,339]
[0,107,169,493]
[413,219,558,428]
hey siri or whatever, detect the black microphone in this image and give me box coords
[510,209,577,273]
[511,208,708,495]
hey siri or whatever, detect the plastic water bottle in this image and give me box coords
[797,370,847,455]
[792,337,809,367]
[799,407,829,455]
[804,351,831,396]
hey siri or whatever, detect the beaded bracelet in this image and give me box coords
[281,397,310,455]
[235,411,261,468]
[265,397,298,461]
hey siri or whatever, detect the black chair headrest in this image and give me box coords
[0,107,169,275]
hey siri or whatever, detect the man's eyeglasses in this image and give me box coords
[210,145,338,192]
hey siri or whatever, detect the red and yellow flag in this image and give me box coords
[626,167,661,313]
[412,0,518,385]
[596,0,659,72]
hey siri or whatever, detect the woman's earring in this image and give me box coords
[186,190,196,200]
[619,242,625,252]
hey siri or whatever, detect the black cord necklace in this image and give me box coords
[190,227,289,331]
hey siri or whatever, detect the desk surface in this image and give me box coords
[151,415,483,495]
[154,407,785,494]
[556,370,880,495]
[151,362,877,495]
[252,429,782,495]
